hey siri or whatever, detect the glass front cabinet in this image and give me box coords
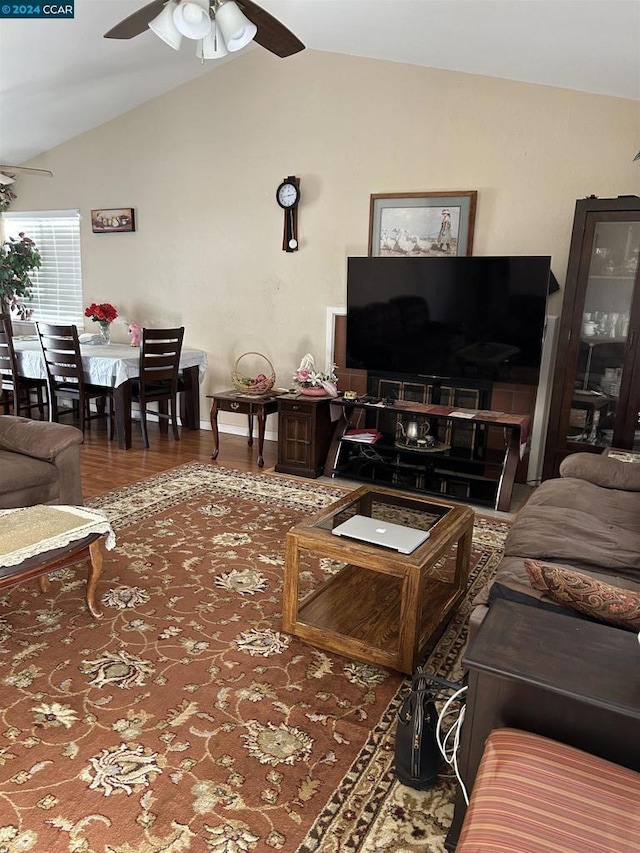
[543,196,640,479]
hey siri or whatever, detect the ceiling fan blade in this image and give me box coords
[104,0,166,39]
[239,0,304,57]
[104,0,304,54]
[0,165,53,178]
[0,173,15,186]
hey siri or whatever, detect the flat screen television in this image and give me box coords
[346,256,551,385]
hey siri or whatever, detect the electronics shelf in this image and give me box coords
[327,398,530,512]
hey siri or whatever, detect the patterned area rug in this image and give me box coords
[0,464,509,852]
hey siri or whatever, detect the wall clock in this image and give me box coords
[276,176,300,252]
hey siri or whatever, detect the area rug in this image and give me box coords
[0,464,510,853]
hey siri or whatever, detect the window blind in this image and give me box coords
[2,210,84,324]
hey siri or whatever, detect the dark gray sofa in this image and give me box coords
[0,415,84,509]
[469,452,640,640]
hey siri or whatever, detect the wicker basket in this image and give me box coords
[231,352,276,395]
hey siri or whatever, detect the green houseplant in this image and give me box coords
[0,233,41,320]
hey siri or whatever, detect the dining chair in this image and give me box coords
[132,327,184,448]
[0,313,47,419]
[36,322,113,437]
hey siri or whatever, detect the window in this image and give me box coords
[2,209,83,324]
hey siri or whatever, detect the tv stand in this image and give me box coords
[327,398,530,512]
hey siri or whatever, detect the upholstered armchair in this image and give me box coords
[0,415,83,509]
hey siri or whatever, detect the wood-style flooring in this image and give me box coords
[80,422,277,499]
[79,421,526,515]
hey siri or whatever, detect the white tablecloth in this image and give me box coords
[14,339,207,388]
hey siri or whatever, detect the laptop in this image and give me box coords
[331,514,430,554]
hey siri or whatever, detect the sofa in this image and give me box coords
[0,415,84,509]
[469,451,640,639]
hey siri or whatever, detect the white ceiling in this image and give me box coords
[1,0,639,166]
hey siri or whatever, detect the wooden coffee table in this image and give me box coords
[282,485,473,673]
[0,505,116,619]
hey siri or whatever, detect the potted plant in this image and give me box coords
[0,232,41,320]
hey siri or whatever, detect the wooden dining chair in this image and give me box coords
[36,322,113,437]
[0,313,47,419]
[132,327,184,448]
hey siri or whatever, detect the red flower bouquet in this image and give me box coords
[85,302,118,323]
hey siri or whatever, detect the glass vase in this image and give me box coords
[98,321,111,345]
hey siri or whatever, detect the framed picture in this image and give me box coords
[91,208,135,233]
[368,191,477,257]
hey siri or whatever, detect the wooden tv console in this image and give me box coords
[327,398,530,512]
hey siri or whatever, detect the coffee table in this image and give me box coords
[282,485,473,673]
[0,505,116,619]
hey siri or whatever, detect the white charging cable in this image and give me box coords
[435,685,469,805]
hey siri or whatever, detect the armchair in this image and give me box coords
[0,415,83,509]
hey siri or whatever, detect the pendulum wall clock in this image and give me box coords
[276,176,300,252]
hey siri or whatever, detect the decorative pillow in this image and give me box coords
[524,559,549,591]
[538,564,640,631]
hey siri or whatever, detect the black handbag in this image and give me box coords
[394,669,462,790]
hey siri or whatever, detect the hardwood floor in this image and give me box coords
[79,422,526,515]
[80,423,278,499]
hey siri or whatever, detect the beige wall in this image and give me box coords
[12,49,640,429]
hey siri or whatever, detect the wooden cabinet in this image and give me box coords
[275,395,334,478]
[543,196,640,479]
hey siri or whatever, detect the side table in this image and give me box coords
[446,599,640,849]
[275,394,334,478]
[208,391,280,468]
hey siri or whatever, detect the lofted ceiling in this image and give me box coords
[0,0,639,166]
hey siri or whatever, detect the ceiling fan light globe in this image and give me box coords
[197,23,228,58]
[173,0,212,39]
[215,0,256,52]
[149,0,183,50]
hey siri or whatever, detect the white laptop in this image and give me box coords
[331,514,430,554]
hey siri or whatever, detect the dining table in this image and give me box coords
[13,337,208,450]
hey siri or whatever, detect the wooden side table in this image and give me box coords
[275,394,334,478]
[446,600,640,849]
[208,391,280,468]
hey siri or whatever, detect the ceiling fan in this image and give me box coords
[104,0,304,60]
[0,166,54,186]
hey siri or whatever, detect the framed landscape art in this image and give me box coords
[368,191,477,257]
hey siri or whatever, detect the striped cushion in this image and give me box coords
[456,728,640,852]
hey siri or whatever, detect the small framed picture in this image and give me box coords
[91,208,136,233]
[368,191,477,257]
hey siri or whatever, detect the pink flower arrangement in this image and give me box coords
[294,368,310,384]
[293,354,338,396]
[85,302,118,324]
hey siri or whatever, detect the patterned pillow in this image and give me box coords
[538,564,640,631]
[524,559,549,591]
